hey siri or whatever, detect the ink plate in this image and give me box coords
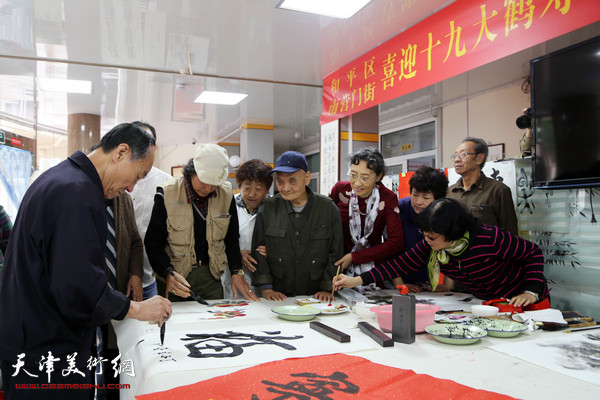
[272,305,321,321]
[424,323,487,345]
[306,303,349,315]
[468,318,528,338]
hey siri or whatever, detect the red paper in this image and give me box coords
[136,353,516,400]
[397,171,415,198]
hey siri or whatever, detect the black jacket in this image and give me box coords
[0,151,130,363]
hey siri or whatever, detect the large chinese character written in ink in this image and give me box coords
[182,331,303,358]
[251,371,359,400]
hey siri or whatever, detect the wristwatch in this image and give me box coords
[232,269,245,277]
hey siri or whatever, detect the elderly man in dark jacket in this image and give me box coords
[252,151,344,302]
[0,122,171,400]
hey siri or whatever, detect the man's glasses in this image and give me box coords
[450,151,477,161]
[348,172,375,184]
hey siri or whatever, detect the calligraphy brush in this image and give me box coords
[329,264,342,306]
[167,270,209,305]
[187,287,209,305]
[161,280,170,345]
[160,319,166,346]
[564,324,600,333]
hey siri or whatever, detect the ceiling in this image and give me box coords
[0,0,453,155]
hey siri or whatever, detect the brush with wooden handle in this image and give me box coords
[329,264,342,306]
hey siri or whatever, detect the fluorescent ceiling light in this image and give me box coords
[37,78,92,94]
[277,0,371,19]
[194,91,248,105]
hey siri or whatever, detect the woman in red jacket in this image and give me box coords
[329,148,404,292]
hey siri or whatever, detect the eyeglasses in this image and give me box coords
[419,229,441,241]
[450,151,477,161]
[348,172,375,184]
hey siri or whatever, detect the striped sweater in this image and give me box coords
[361,222,549,300]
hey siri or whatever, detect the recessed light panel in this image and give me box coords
[194,91,248,105]
[277,0,371,19]
[37,78,92,94]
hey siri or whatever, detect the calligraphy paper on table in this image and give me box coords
[136,353,517,400]
[124,323,375,391]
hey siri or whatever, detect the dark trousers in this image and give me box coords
[100,323,121,400]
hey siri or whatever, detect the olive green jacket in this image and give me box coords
[252,187,343,296]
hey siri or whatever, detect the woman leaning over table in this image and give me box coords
[334,198,549,307]
[222,159,272,299]
[329,148,404,292]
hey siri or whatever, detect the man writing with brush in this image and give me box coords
[252,151,344,302]
[0,123,172,399]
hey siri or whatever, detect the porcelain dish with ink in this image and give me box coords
[304,303,349,315]
[271,305,321,321]
[467,318,528,337]
[424,323,487,345]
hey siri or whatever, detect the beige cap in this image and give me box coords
[193,144,229,186]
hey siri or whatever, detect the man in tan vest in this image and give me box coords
[145,144,258,301]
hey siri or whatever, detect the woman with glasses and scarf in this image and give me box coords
[334,198,548,307]
[329,148,404,292]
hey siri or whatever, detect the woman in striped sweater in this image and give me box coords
[334,198,549,307]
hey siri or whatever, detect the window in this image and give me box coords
[380,119,439,173]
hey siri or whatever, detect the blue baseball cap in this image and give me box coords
[269,151,308,174]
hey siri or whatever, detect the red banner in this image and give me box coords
[137,353,516,400]
[321,0,600,125]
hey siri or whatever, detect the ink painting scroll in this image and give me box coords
[490,331,600,385]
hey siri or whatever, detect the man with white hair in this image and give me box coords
[145,144,258,301]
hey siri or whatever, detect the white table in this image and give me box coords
[113,296,599,400]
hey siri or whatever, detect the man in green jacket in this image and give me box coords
[252,151,343,302]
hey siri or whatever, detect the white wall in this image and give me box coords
[441,85,529,168]
[155,143,197,174]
